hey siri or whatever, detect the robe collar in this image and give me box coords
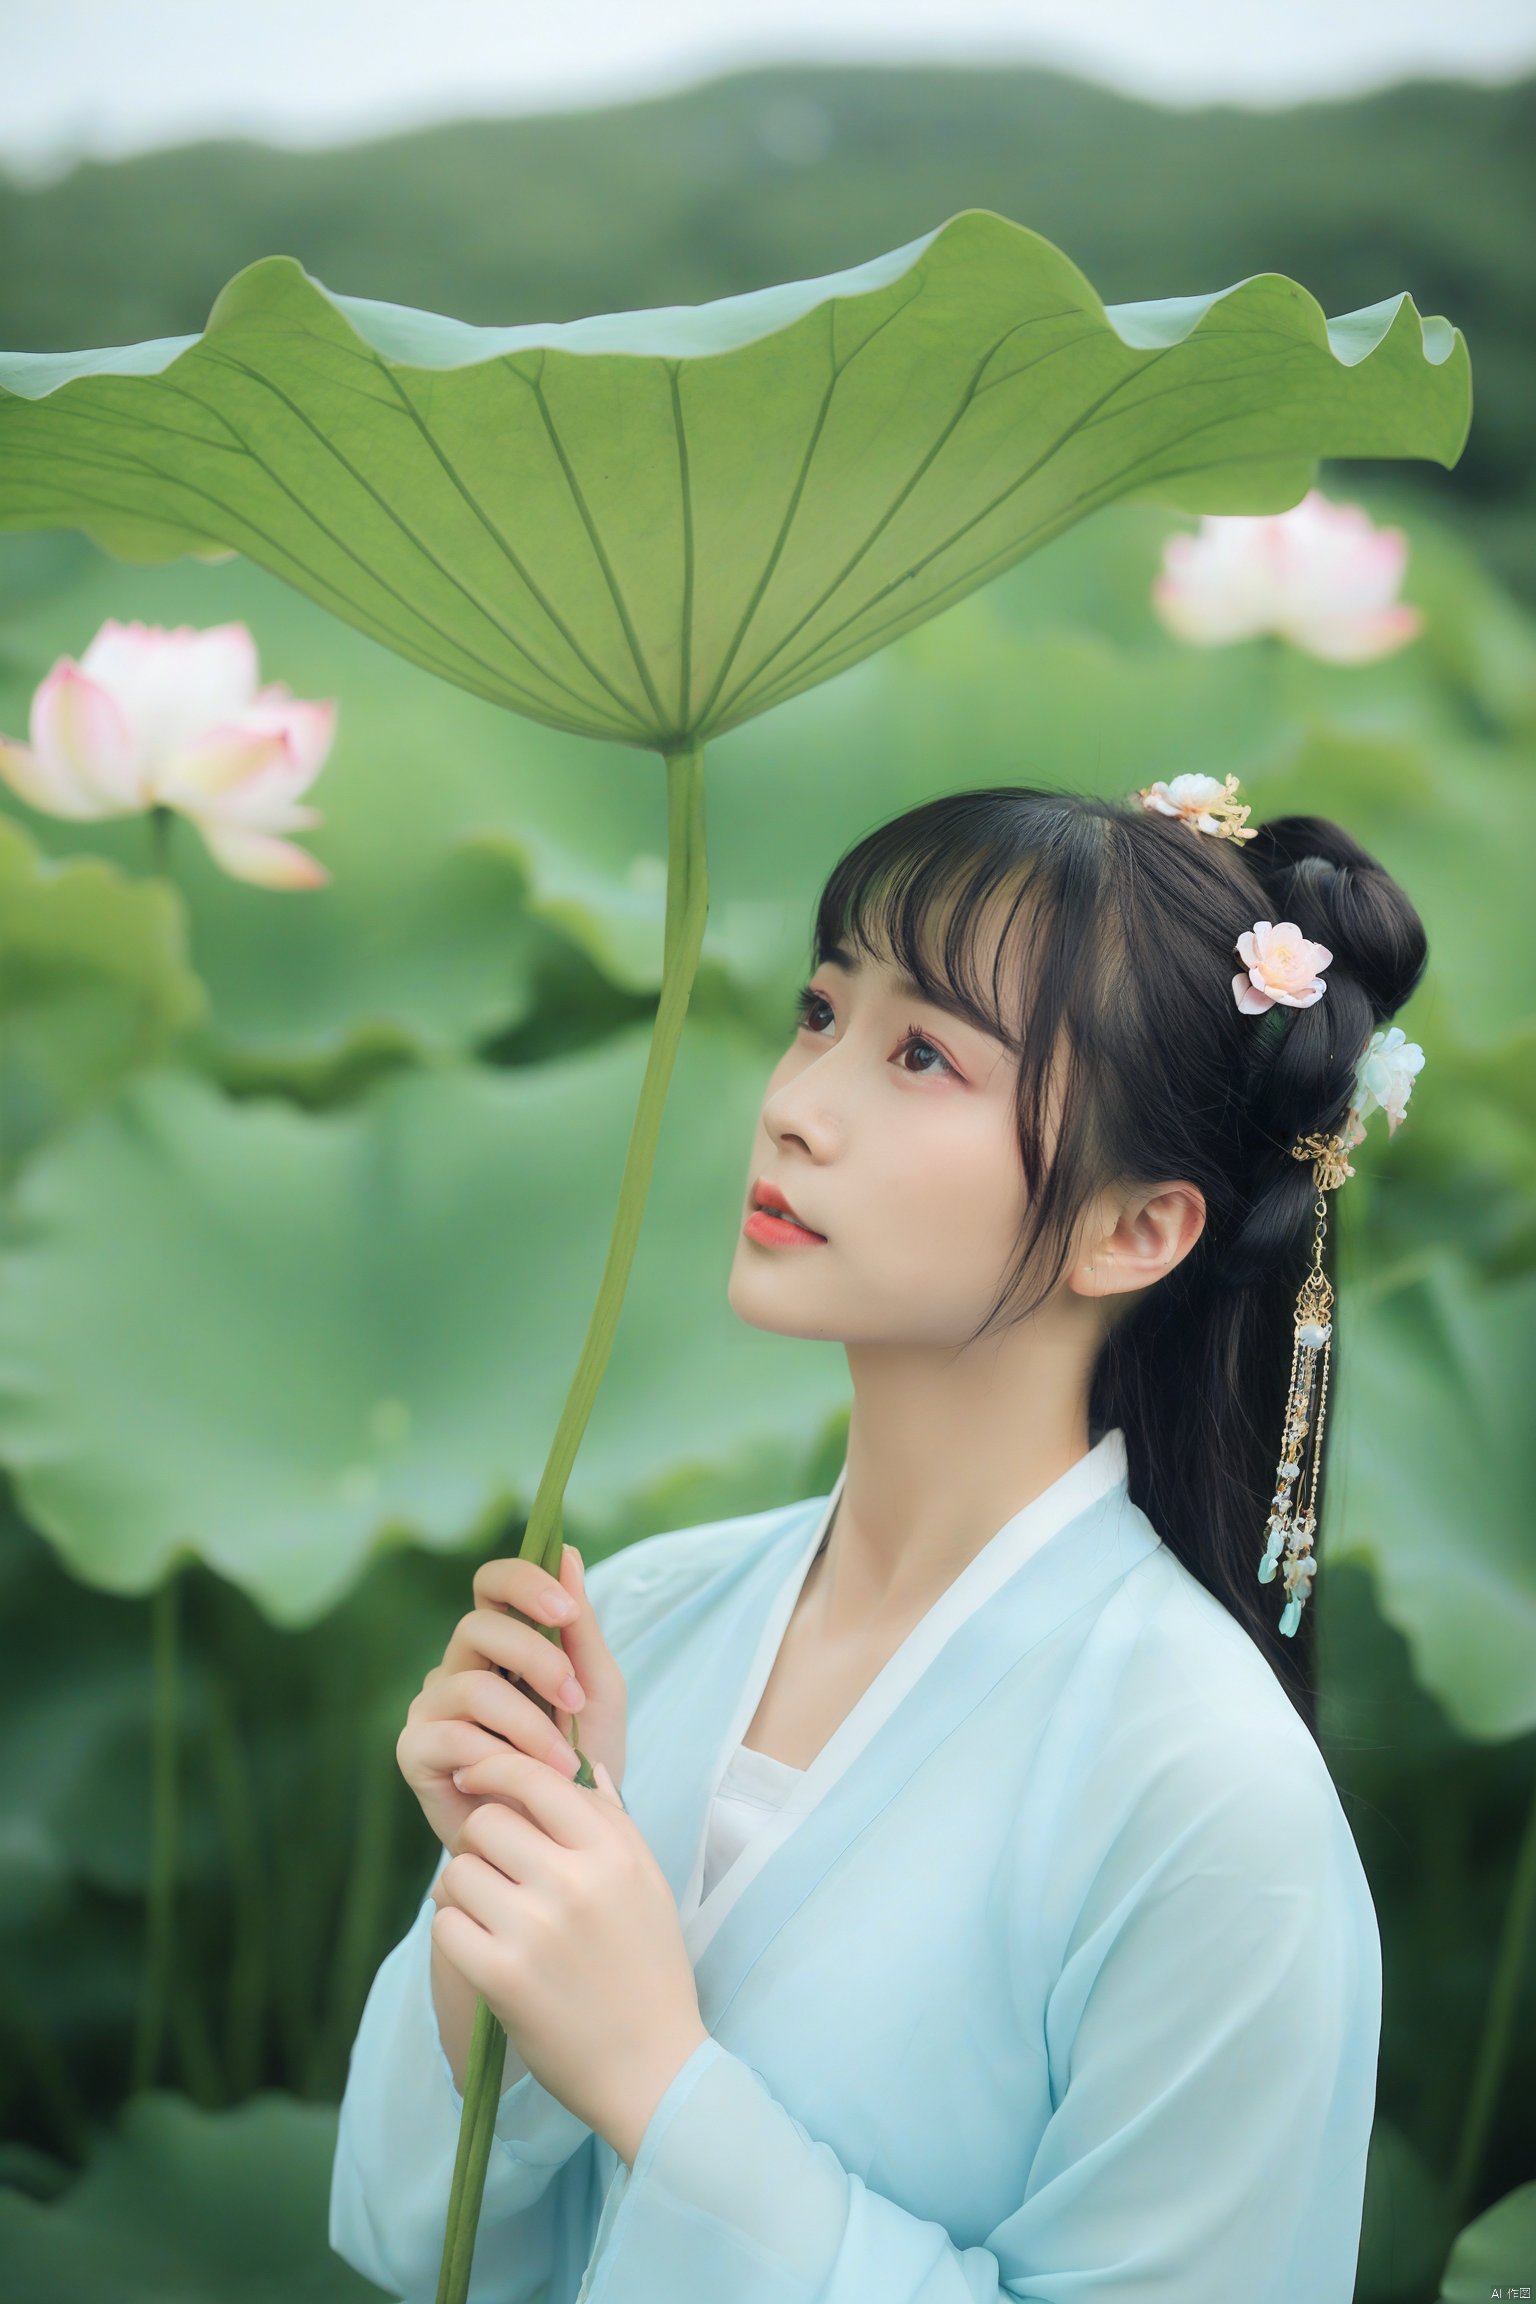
[620,1427,1157,2028]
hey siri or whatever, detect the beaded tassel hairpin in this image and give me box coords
[1257,1128,1352,1635]
[1135,770,1426,1639]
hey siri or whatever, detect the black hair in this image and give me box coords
[808,787,1428,1738]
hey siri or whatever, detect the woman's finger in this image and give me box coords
[430,1902,500,1998]
[550,1544,621,1696]
[452,1793,567,1900]
[403,1718,511,1779]
[452,1747,603,1852]
[439,1845,530,1938]
[414,1668,581,1777]
[442,1607,585,1716]
[471,1553,578,1627]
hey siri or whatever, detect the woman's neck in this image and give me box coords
[810,1314,1100,1639]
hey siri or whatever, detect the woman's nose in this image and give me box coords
[761,1061,842,1159]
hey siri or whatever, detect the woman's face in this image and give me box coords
[727,938,1039,1348]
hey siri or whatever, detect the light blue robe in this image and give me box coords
[330,1426,1381,2302]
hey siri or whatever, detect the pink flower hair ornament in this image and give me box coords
[1232,920,1333,1015]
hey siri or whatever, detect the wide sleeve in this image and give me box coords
[1005,1747,1382,2301]
[329,1843,597,2302]
[575,1754,1381,2304]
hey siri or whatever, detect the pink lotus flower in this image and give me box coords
[0,619,335,888]
[1152,489,1422,663]
[1233,920,1333,1014]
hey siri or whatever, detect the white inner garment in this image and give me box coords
[700,1740,806,1902]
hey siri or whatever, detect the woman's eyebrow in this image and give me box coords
[817,943,987,1033]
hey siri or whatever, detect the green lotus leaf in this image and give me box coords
[0,2089,376,2303]
[1330,1251,1536,1740]
[0,813,206,1175]
[1438,2180,1536,2303]
[0,211,1469,747]
[0,1024,844,1623]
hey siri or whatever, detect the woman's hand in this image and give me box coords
[398,1542,628,1856]
[431,1749,709,2166]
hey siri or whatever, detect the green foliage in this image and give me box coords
[1332,1256,1536,1740]
[0,2088,379,2301]
[0,1027,846,1621]
[1438,2181,1536,2301]
[0,813,206,1177]
[1355,2118,1456,2301]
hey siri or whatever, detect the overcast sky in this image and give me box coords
[5,0,1535,179]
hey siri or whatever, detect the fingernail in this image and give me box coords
[556,1743,581,1776]
[557,1673,585,1710]
[570,1546,585,1592]
[546,1593,577,1623]
[452,1768,468,1790]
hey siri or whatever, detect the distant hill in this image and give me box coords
[2,62,1531,596]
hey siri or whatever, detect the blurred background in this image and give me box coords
[0,6,1532,2299]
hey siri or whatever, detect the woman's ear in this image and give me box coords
[1072,1183,1206,1297]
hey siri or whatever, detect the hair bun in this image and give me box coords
[1242,813,1427,1022]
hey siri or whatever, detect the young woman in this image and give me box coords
[332,781,1417,2303]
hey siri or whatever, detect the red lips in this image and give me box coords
[746,1188,829,1244]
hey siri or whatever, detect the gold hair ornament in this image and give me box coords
[1255,1044,1423,1636]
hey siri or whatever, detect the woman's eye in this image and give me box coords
[896,1029,956,1079]
[794,987,835,1034]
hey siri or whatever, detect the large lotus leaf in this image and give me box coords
[1439,2181,1536,2303]
[0,211,1469,746]
[0,1024,845,1623]
[1328,1251,1536,1741]
[0,2089,377,2303]
[0,813,206,1174]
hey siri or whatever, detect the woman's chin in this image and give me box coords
[727,1263,839,1341]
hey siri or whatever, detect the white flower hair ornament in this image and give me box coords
[1136,771,1258,843]
[1135,768,1425,1637]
